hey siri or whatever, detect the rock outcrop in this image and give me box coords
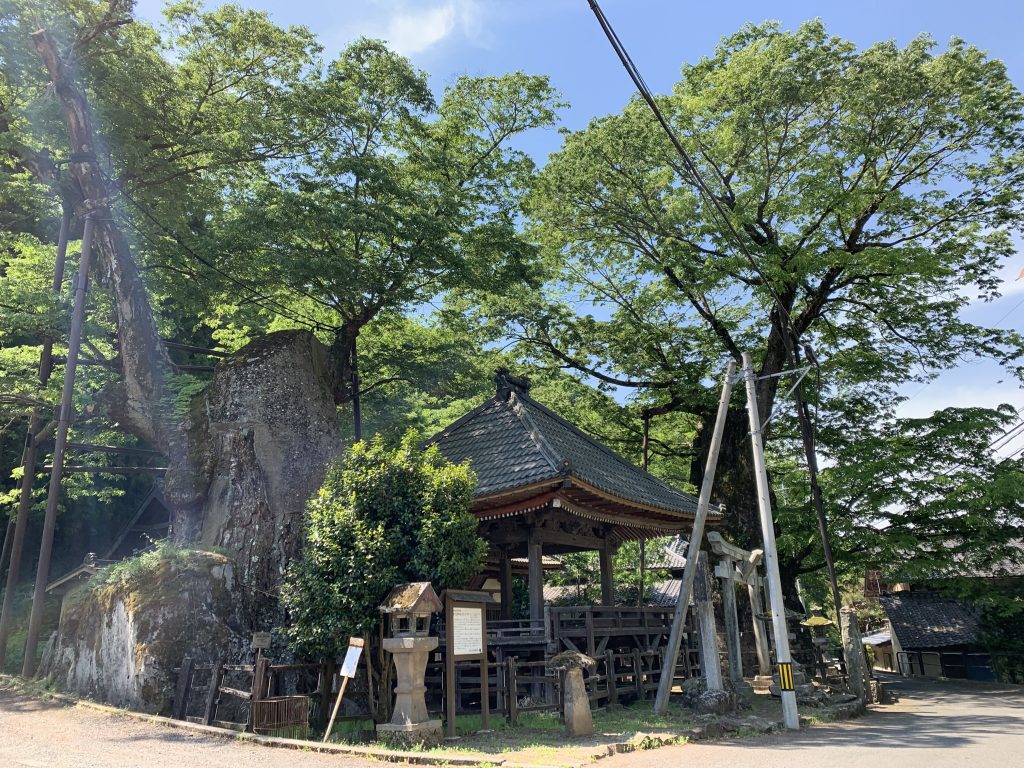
[42,330,342,704]
[40,548,239,713]
[166,330,342,626]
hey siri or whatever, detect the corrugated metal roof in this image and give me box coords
[879,591,979,649]
[429,386,701,517]
[861,631,891,645]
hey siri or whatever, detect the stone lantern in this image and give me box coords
[376,582,443,745]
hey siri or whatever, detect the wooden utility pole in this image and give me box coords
[21,214,94,676]
[351,333,362,441]
[653,360,736,713]
[638,414,650,607]
[741,352,799,730]
[0,208,71,667]
[791,364,843,629]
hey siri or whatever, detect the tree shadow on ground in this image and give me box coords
[720,676,1024,752]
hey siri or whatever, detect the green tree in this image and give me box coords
[209,38,561,402]
[281,434,485,660]
[503,20,1024,594]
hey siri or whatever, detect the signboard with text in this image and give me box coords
[340,637,364,678]
[451,606,483,656]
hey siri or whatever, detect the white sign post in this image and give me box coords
[323,637,364,743]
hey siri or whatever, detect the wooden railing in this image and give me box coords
[487,618,547,644]
[436,646,694,727]
[549,605,676,655]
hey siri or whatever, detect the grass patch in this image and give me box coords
[381,701,703,763]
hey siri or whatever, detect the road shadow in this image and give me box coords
[0,689,68,714]
[719,676,1024,752]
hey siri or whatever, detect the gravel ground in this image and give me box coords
[0,688,376,768]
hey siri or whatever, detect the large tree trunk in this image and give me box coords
[32,29,178,453]
[165,331,342,626]
[30,27,343,619]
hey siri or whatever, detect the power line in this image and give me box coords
[586,0,845,641]
[586,0,797,332]
[989,418,1024,453]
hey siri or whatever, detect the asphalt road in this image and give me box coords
[2,675,1021,767]
[605,675,1024,768]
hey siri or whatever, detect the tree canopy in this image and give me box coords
[0,3,1021,627]
[488,19,1024,597]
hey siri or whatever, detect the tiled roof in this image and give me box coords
[428,385,700,517]
[646,578,699,607]
[879,591,979,649]
[544,584,589,603]
[646,545,687,571]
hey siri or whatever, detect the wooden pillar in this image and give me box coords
[695,553,723,691]
[747,576,772,676]
[600,542,615,606]
[716,559,744,683]
[528,533,544,622]
[500,550,513,620]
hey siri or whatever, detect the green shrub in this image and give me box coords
[282,432,485,659]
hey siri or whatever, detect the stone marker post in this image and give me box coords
[550,652,596,737]
[840,606,873,707]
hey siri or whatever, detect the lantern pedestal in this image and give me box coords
[376,636,442,746]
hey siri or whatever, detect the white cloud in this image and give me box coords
[387,4,457,55]
[334,1,488,57]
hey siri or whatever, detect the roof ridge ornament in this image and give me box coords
[495,367,531,400]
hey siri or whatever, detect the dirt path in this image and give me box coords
[0,688,376,768]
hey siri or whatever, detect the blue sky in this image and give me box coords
[135,0,1024,453]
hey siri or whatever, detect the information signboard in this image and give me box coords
[451,606,483,656]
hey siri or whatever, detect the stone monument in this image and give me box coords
[549,651,596,737]
[376,582,444,745]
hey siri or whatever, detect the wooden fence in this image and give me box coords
[434,646,687,726]
[172,657,335,733]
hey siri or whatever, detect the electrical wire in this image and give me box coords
[586,0,799,336]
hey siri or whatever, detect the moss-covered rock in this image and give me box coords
[40,544,242,714]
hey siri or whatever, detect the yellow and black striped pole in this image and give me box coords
[777,661,795,691]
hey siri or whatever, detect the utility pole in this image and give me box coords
[351,333,362,441]
[790,347,843,628]
[22,213,94,677]
[0,208,71,667]
[653,360,736,713]
[741,351,799,730]
[638,413,650,607]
